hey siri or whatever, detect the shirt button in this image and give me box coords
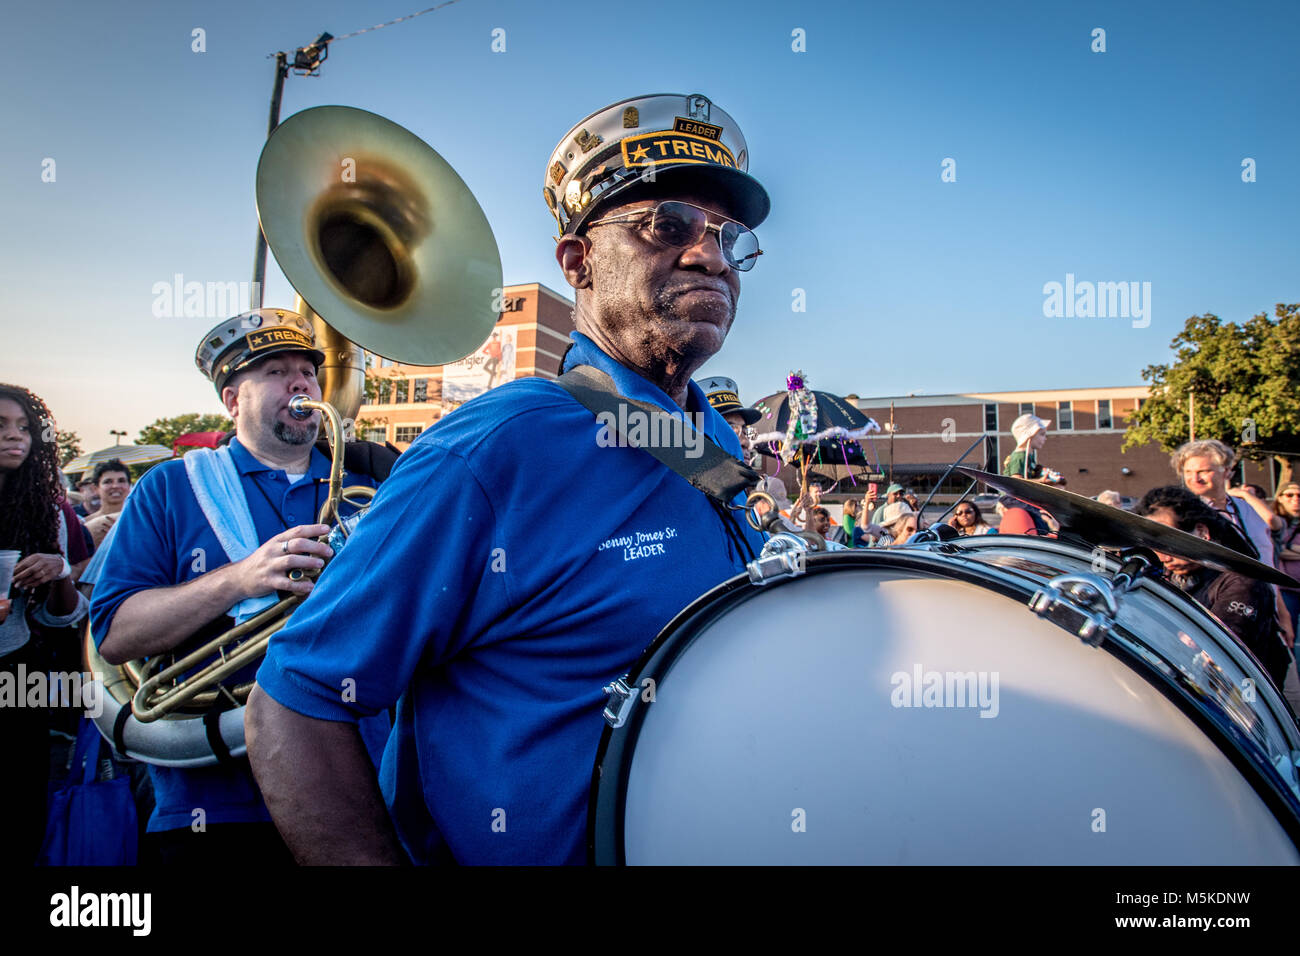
[286,514,298,523]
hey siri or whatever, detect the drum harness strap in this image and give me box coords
[557,365,759,563]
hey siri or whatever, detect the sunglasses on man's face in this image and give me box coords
[584,200,763,271]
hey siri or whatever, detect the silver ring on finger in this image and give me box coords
[282,540,290,555]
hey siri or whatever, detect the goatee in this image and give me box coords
[273,419,317,445]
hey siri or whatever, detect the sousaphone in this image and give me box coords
[84,105,503,765]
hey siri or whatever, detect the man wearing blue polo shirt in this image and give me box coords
[247,93,770,865]
[90,309,381,865]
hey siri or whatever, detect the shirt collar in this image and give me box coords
[561,331,743,454]
[228,436,332,479]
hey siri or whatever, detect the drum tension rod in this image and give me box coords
[1112,548,1160,595]
[1029,572,1121,647]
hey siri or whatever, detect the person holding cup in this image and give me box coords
[0,383,90,864]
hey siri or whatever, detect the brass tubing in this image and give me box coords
[131,596,300,721]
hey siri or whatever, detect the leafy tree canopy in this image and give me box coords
[56,430,82,466]
[137,413,233,452]
[1124,303,1300,480]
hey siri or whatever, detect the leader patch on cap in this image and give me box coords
[544,93,770,236]
[701,375,761,426]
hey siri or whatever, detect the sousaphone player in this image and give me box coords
[89,312,391,865]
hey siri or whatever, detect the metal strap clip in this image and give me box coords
[747,538,808,585]
[602,678,637,729]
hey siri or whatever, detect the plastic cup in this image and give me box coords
[0,549,19,597]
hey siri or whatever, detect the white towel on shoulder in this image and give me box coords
[184,448,280,625]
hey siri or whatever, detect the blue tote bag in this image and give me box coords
[39,718,138,865]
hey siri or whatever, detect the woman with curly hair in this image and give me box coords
[0,383,90,864]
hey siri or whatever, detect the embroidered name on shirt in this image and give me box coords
[598,526,678,562]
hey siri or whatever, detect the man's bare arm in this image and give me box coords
[245,684,407,865]
[97,523,332,665]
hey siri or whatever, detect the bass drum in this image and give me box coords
[589,537,1300,864]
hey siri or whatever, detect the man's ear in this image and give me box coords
[1193,523,1212,541]
[555,235,592,290]
[220,383,240,421]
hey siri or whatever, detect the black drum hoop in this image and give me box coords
[587,547,1300,865]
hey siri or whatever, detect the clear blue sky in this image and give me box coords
[2,0,1296,447]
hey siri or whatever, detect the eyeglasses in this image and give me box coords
[954,509,977,517]
[584,200,763,271]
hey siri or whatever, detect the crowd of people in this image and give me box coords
[3,90,1299,867]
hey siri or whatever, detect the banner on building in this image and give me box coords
[442,327,517,404]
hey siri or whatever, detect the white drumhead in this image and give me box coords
[622,567,1300,864]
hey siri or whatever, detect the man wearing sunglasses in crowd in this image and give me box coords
[247,94,770,865]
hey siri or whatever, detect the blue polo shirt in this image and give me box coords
[89,437,382,833]
[256,332,766,864]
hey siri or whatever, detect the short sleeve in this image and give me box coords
[255,439,507,723]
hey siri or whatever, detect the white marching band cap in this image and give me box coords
[544,93,770,236]
[700,375,761,425]
[195,309,325,394]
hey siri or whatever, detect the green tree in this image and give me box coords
[137,413,234,453]
[56,430,83,466]
[1123,303,1300,484]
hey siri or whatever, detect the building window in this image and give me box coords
[379,357,393,369]
[1018,402,1034,416]
[1097,399,1112,430]
[413,378,428,402]
[375,380,391,404]
[395,425,423,443]
[983,403,997,433]
[1057,400,1073,430]
[1137,397,1147,409]
[364,427,387,443]
[393,380,409,404]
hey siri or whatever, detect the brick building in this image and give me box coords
[841,387,1162,499]
[829,387,1276,500]
[357,282,575,449]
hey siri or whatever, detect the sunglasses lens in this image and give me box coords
[721,222,760,272]
[651,202,706,247]
[651,202,760,271]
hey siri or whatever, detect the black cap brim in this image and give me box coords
[572,164,770,233]
[214,346,326,394]
[711,402,762,426]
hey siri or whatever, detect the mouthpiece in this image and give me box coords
[288,396,314,420]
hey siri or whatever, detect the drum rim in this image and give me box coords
[588,546,1300,864]
[951,536,1300,733]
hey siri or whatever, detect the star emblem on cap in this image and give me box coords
[629,143,650,163]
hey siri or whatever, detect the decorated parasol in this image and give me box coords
[753,372,881,464]
[751,371,882,502]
